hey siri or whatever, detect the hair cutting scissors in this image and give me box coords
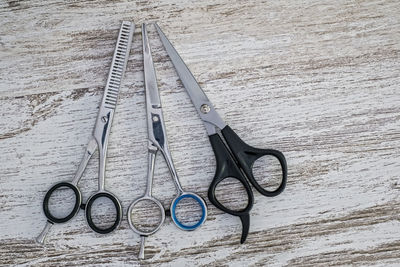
[127,23,207,260]
[155,23,287,244]
[35,21,135,244]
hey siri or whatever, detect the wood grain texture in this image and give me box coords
[1,0,400,266]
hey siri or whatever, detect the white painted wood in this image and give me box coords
[1,0,400,266]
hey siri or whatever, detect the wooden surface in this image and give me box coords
[1,0,400,266]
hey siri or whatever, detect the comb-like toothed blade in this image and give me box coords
[103,21,135,109]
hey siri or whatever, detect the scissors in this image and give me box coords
[127,23,207,260]
[155,23,288,244]
[35,21,135,244]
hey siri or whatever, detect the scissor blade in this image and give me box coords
[142,23,161,108]
[92,21,134,191]
[102,21,135,110]
[155,23,226,135]
[154,24,210,110]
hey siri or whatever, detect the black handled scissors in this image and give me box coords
[127,23,207,259]
[155,23,287,243]
[35,21,135,244]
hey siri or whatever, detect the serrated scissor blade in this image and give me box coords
[102,21,135,109]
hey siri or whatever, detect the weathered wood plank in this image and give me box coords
[1,0,400,266]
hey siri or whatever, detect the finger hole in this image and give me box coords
[172,194,206,230]
[253,155,283,192]
[129,199,164,234]
[43,182,81,223]
[85,193,121,234]
[47,186,76,218]
[89,198,117,229]
[215,178,249,211]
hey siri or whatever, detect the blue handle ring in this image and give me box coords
[170,193,207,231]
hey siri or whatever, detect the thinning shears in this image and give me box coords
[36,21,135,244]
[127,23,207,259]
[155,23,288,243]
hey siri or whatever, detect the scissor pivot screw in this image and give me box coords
[101,116,108,123]
[152,116,159,122]
[200,104,211,114]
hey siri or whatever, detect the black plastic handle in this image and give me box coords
[208,133,254,243]
[221,126,287,197]
[84,191,122,234]
[43,182,82,224]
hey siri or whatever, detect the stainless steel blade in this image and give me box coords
[154,23,226,135]
[154,23,209,108]
[102,21,135,110]
[93,21,134,191]
[142,23,161,108]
